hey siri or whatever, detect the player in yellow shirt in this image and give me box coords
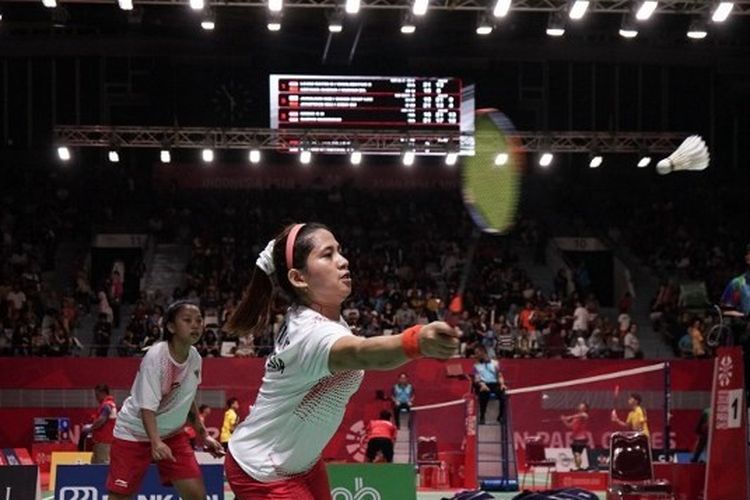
[612,393,650,438]
[220,397,240,450]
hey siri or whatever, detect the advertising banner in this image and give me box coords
[54,464,224,499]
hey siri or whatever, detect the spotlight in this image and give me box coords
[328,9,344,33]
[402,149,416,167]
[637,156,651,168]
[445,152,459,166]
[201,9,215,30]
[202,148,214,163]
[589,155,603,168]
[568,0,589,20]
[269,0,283,12]
[160,149,171,164]
[42,0,57,8]
[687,18,707,39]
[57,146,71,161]
[189,0,204,10]
[539,152,553,167]
[300,149,312,164]
[635,1,658,21]
[494,152,508,166]
[412,0,428,17]
[619,15,638,38]
[249,148,261,164]
[267,12,282,31]
[350,150,362,165]
[476,14,494,35]
[711,2,733,22]
[345,0,360,14]
[493,0,511,18]
[108,149,120,163]
[401,12,416,34]
[546,11,566,36]
[118,0,134,11]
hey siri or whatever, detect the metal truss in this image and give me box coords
[6,0,750,13]
[54,125,687,153]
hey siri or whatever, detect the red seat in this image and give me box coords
[521,436,556,490]
[607,432,673,499]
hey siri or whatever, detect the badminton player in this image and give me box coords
[224,222,460,499]
[106,301,225,500]
[560,402,590,470]
[611,393,650,438]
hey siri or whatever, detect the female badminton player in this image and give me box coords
[225,222,460,499]
[106,301,225,500]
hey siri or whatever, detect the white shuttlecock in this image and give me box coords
[656,135,710,175]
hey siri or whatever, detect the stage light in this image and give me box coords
[687,19,707,39]
[350,150,362,165]
[118,0,133,11]
[493,0,511,18]
[57,146,71,161]
[345,0,360,14]
[476,14,494,35]
[300,149,312,164]
[712,2,733,22]
[635,1,657,21]
[569,0,589,20]
[412,0,428,17]
[445,152,458,166]
[160,149,171,164]
[189,0,204,10]
[638,156,651,167]
[269,0,283,12]
[202,148,214,163]
[539,152,553,167]
[494,152,508,166]
[249,148,261,164]
[108,150,120,163]
[402,149,415,166]
[589,155,603,168]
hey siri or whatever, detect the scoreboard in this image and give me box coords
[270,75,475,154]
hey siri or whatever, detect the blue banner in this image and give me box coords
[55,464,224,499]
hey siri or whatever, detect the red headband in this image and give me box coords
[285,223,305,270]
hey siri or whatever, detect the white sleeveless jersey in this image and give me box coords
[114,341,202,441]
[229,306,363,481]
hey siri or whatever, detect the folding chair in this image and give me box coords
[607,432,673,499]
[521,436,556,490]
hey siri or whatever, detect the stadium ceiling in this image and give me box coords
[54,125,687,153]
[3,0,750,13]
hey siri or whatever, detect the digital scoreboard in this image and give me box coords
[271,75,464,130]
[270,75,475,154]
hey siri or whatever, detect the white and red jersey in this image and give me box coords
[229,305,363,482]
[114,341,202,442]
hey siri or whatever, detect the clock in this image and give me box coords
[211,80,253,125]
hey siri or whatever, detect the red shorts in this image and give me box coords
[106,433,202,495]
[225,451,332,500]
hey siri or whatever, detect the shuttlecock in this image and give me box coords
[656,135,710,175]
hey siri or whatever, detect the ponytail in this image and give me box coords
[226,221,331,337]
[226,267,274,337]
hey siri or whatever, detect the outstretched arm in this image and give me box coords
[329,322,459,372]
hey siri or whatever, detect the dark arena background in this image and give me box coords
[0,0,749,498]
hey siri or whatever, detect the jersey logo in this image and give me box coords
[266,356,286,374]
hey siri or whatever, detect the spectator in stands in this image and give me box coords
[365,410,397,463]
[572,300,590,337]
[392,372,415,430]
[611,393,650,438]
[569,337,589,359]
[623,324,641,359]
[93,313,112,357]
[84,384,118,464]
[689,318,706,358]
[721,243,750,316]
[220,397,240,451]
[473,345,507,425]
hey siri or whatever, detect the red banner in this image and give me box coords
[0,358,712,464]
[704,347,749,499]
